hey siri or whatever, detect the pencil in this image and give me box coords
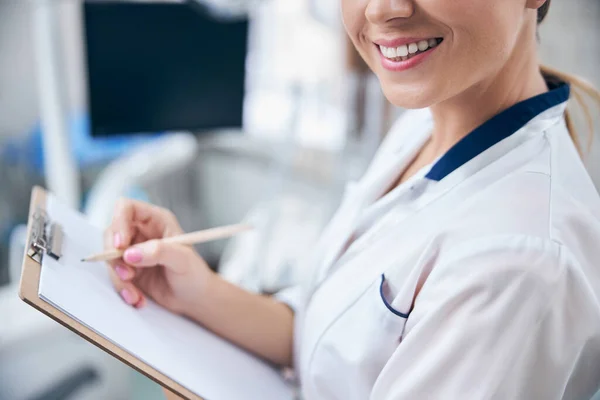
[81,223,253,263]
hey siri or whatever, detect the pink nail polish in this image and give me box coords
[114,233,122,248]
[120,289,134,304]
[115,265,129,280]
[124,248,143,264]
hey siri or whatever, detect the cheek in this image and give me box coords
[341,0,369,48]
[433,0,516,63]
[446,4,521,86]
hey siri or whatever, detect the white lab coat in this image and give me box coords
[277,82,600,399]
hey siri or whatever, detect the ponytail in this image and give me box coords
[537,1,600,156]
[540,65,600,156]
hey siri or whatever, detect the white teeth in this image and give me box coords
[397,44,409,57]
[380,39,441,61]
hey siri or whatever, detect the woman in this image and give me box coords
[106,0,600,398]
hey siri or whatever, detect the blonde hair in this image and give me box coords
[538,2,600,155]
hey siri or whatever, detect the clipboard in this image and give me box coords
[18,186,199,400]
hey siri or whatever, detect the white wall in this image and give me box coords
[0,1,39,139]
[0,0,85,140]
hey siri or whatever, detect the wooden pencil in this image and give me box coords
[81,223,253,263]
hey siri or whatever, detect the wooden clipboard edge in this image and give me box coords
[18,186,202,400]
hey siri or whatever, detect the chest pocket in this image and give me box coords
[305,276,411,400]
[377,273,412,333]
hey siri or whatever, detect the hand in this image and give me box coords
[104,199,214,313]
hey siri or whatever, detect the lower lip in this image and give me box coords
[378,44,440,72]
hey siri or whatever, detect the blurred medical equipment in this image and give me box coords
[197,0,258,17]
[33,0,80,208]
[0,110,162,284]
[27,366,98,400]
[0,156,43,286]
[84,132,199,229]
[83,1,248,137]
[28,0,251,209]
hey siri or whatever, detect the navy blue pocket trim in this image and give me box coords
[380,274,410,319]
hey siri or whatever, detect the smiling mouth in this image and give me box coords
[378,38,443,62]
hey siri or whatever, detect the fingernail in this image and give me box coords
[134,296,146,309]
[115,265,130,280]
[124,248,143,264]
[114,233,122,248]
[120,289,135,305]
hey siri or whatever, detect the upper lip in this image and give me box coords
[373,37,440,48]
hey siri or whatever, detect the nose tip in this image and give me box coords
[365,0,415,24]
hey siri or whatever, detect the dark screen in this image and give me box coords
[83,1,248,136]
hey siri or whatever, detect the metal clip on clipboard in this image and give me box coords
[27,208,63,264]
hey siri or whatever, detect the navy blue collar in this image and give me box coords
[425,81,570,181]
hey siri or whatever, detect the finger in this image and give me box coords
[103,228,123,267]
[134,295,147,309]
[123,240,196,273]
[112,199,181,246]
[120,285,144,307]
[111,198,154,248]
[113,263,136,281]
[135,214,183,240]
[129,229,148,247]
[108,267,143,306]
[104,229,139,278]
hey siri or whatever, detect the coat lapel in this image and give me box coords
[310,130,432,290]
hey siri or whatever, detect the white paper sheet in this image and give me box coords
[39,194,294,400]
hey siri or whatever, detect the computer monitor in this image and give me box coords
[83,1,248,137]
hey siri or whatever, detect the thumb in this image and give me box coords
[123,240,195,273]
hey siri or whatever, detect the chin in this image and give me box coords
[380,82,438,110]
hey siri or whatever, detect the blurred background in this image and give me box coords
[0,0,598,399]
